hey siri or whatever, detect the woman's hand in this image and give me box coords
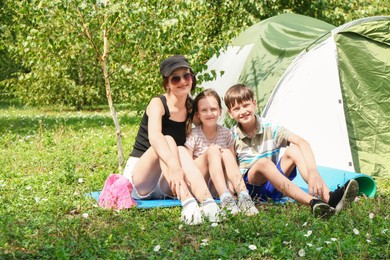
[168,166,189,199]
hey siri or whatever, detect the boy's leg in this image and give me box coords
[280,145,331,200]
[248,158,334,218]
[280,146,358,212]
[248,158,316,206]
[327,179,359,213]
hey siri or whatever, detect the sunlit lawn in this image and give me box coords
[0,104,389,259]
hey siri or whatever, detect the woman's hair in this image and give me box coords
[223,84,254,110]
[161,68,197,136]
[185,96,193,135]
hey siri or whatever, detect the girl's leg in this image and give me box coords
[220,149,247,193]
[192,145,241,215]
[202,145,231,197]
[178,146,223,222]
[221,148,258,216]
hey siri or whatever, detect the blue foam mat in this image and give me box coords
[87,191,220,209]
[293,165,376,198]
[87,192,291,209]
[88,166,376,209]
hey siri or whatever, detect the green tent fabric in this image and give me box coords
[201,13,335,111]
[234,13,335,111]
[336,19,390,177]
[200,14,390,179]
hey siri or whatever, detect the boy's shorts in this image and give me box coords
[243,158,297,201]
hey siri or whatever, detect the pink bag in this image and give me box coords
[98,174,137,209]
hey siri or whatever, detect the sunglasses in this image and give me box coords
[170,73,193,85]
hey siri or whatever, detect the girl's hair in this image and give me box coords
[223,84,255,110]
[187,88,221,134]
[193,88,222,115]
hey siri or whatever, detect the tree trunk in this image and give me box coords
[76,5,125,173]
[101,29,124,172]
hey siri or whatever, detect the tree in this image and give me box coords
[74,0,125,171]
[1,0,388,171]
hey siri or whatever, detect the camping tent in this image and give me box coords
[199,13,390,179]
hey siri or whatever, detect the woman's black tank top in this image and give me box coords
[129,95,187,157]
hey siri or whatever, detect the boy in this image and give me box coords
[223,84,358,218]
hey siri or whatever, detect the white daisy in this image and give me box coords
[249,245,257,250]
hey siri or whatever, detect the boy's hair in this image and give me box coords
[224,84,255,110]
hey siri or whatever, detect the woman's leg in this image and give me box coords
[131,136,192,201]
[129,147,164,197]
[130,136,202,225]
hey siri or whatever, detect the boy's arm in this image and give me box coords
[287,133,327,198]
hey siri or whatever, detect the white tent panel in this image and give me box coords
[199,44,254,99]
[263,37,355,172]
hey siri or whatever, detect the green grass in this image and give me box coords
[0,105,389,259]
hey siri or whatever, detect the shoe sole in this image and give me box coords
[223,207,240,216]
[244,207,259,216]
[313,203,335,219]
[221,202,240,216]
[238,204,259,216]
[335,179,359,213]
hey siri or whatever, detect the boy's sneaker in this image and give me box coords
[238,193,259,216]
[328,179,359,213]
[220,194,240,215]
[181,198,203,225]
[201,198,224,223]
[310,199,335,219]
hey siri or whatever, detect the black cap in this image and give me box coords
[160,55,191,77]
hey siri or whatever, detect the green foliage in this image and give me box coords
[0,106,389,258]
[242,0,390,26]
[0,0,389,108]
[0,0,255,109]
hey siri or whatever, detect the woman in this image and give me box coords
[123,55,221,225]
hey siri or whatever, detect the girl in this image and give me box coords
[184,89,258,216]
[123,55,221,225]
